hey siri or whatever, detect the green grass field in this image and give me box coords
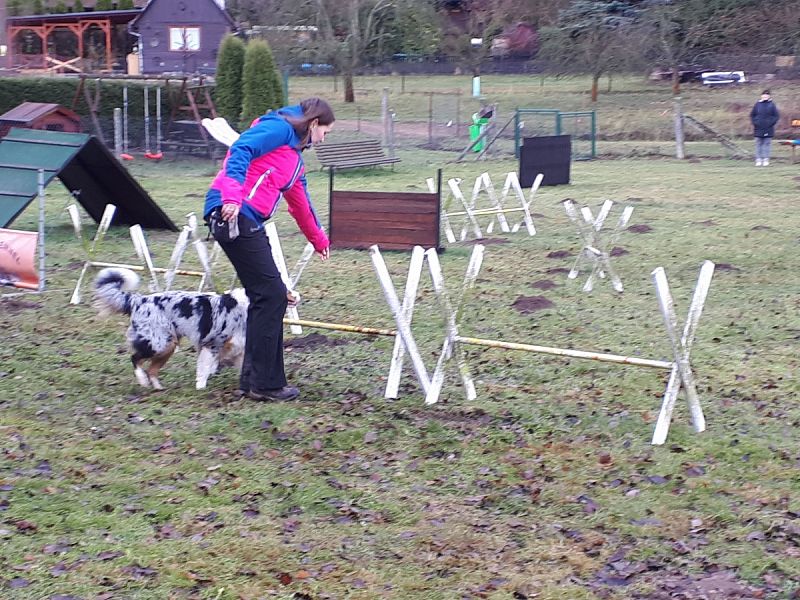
[1,77,800,599]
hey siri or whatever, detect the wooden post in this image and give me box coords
[674,95,685,160]
[428,92,433,146]
[455,91,461,137]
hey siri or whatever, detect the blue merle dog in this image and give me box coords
[93,268,248,390]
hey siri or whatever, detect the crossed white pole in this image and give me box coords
[432,172,542,243]
[563,199,634,292]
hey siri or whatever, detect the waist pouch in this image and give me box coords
[206,207,239,242]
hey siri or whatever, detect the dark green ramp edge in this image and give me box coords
[0,128,178,231]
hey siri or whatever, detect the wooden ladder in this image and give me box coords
[684,114,749,157]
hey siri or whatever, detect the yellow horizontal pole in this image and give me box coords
[88,261,205,277]
[283,318,397,337]
[455,335,673,370]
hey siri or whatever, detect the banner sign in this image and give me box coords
[0,228,39,290]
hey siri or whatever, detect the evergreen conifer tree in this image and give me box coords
[214,34,246,127]
[240,39,283,130]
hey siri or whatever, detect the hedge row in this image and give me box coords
[0,77,209,124]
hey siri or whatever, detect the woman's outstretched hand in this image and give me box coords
[221,203,239,222]
[318,246,330,261]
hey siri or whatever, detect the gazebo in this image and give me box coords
[6,9,141,74]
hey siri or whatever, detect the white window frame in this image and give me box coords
[168,27,201,52]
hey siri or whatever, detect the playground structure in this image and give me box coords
[72,74,220,158]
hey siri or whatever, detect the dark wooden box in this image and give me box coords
[328,169,441,251]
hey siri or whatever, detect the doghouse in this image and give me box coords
[0,103,82,138]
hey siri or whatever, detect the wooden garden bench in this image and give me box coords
[314,138,401,170]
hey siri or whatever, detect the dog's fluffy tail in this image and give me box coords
[94,267,140,316]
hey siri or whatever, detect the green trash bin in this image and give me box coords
[470,114,490,152]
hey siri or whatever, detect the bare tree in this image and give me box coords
[539,1,637,102]
[633,0,738,159]
[313,0,395,103]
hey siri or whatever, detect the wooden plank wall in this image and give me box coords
[329,190,441,251]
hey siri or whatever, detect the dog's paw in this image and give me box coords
[195,380,208,390]
[150,377,164,390]
[134,368,151,387]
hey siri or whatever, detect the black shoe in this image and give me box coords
[247,386,300,401]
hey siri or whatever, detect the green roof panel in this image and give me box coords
[0,128,177,231]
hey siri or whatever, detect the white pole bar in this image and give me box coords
[289,243,315,290]
[458,174,486,241]
[651,261,715,444]
[385,245,425,399]
[369,245,431,395]
[455,336,673,369]
[130,225,160,292]
[651,265,708,433]
[433,177,457,244]
[265,222,303,334]
[425,246,483,404]
[192,238,215,292]
[83,261,206,277]
[93,204,116,253]
[164,226,191,290]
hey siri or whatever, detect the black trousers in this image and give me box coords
[216,214,288,391]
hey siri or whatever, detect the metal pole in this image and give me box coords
[122,86,129,154]
[113,108,123,158]
[144,86,150,153]
[37,169,45,292]
[514,109,520,159]
[155,85,162,153]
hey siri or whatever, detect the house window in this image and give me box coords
[169,27,200,51]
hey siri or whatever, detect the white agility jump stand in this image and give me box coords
[563,199,634,293]
[431,172,542,243]
[263,227,431,396]
[68,206,215,303]
[163,213,217,292]
[370,243,716,445]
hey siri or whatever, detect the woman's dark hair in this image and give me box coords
[284,97,335,149]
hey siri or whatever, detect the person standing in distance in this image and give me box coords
[750,90,779,166]
[204,97,334,401]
